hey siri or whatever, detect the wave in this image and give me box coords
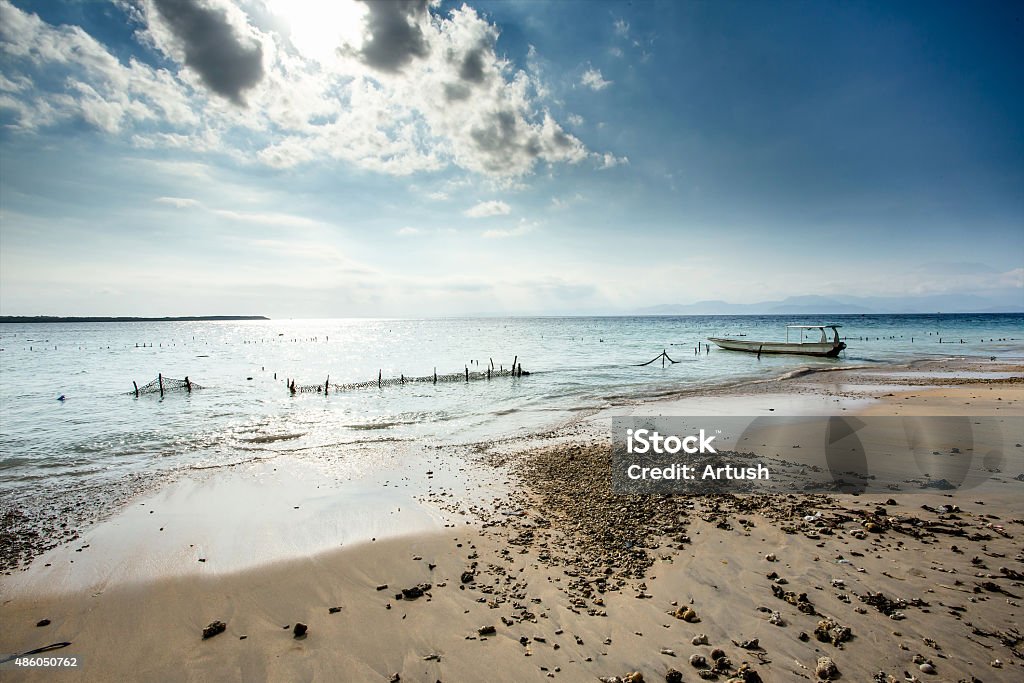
[237,432,305,444]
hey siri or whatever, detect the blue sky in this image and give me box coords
[0,0,1021,316]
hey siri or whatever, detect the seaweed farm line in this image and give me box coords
[287,361,529,394]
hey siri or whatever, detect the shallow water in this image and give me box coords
[1,314,1021,507]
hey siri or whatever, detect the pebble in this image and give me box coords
[478,625,496,636]
[660,648,676,656]
[35,619,50,627]
[689,654,708,668]
[814,617,853,646]
[815,656,839,680]
[918,663,935,674]
[674,606,700,622]
[292,623,307,638]
[765,553,777,562]
[692,633,709,645]
[202,620,226,639]
[665,669,683,683]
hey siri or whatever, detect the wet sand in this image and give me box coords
[2,360,1022,682]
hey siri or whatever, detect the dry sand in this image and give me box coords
[2,363,1022,682]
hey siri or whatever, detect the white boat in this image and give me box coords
[708,325,847,358]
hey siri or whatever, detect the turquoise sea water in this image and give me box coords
[1,314,1021,508]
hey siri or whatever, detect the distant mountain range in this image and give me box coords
[635,294,1022,315]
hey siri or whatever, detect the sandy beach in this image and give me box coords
[2,359,1022,682]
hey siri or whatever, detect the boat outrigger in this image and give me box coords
[708,325,847,358]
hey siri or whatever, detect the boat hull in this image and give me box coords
[707,337,846,357]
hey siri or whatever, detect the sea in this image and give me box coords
[1,314,1022,515]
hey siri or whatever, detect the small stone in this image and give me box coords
[919,663,935,675]
[710,648,725,660]
[478,625,496,636]
[35,619,51,627]
[815,656,839,680]
[675,606,700,622]
[661,648,676,656]
[798,631,809,642]
[623,673,644,683]
[328,606,342,614]
[765,553,777,562]
[814,617,853,646]
[401,585,424,600]
[202,620,227,639]
[376,584,388,591]
[739,638,759,650]
[690,654,708,668]
[665,669,683,683]
[692,633,709,645]
[461,571,475,583]
[389,675,401,683]
[293,622,307,638]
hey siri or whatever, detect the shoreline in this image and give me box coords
[2,358,1022,681]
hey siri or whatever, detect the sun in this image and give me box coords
[269,0,368,63]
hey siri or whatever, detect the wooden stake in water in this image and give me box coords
[158,373,164,397]
[133,381,139,398]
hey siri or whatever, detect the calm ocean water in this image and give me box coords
[1,314,1022,508]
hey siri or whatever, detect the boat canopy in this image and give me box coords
[786,324,842,343]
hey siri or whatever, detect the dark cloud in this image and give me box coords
[458,47,486,83]
[357,0,429,73]
[151,0,264,105]
[443,83,472,102]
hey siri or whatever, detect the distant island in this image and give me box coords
[0,315,270,323]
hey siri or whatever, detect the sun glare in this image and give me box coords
[269,0,368,62]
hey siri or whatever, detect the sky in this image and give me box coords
[0,0,1021,317]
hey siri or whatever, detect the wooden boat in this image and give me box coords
[708,325,846,357]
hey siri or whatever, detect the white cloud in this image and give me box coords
[613,19,630,37]
[581,67,611,91]
[426,191,449,201]
[0,1,610,180]
[567,113,584,126]
[154,196,201,208]
[597,152,629,169]
[397,226,421,236]
[212,208,321,228]
[0,1,198,133]
[482,219,536,239]
[550,193,584,209]
[465,200,511,218]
